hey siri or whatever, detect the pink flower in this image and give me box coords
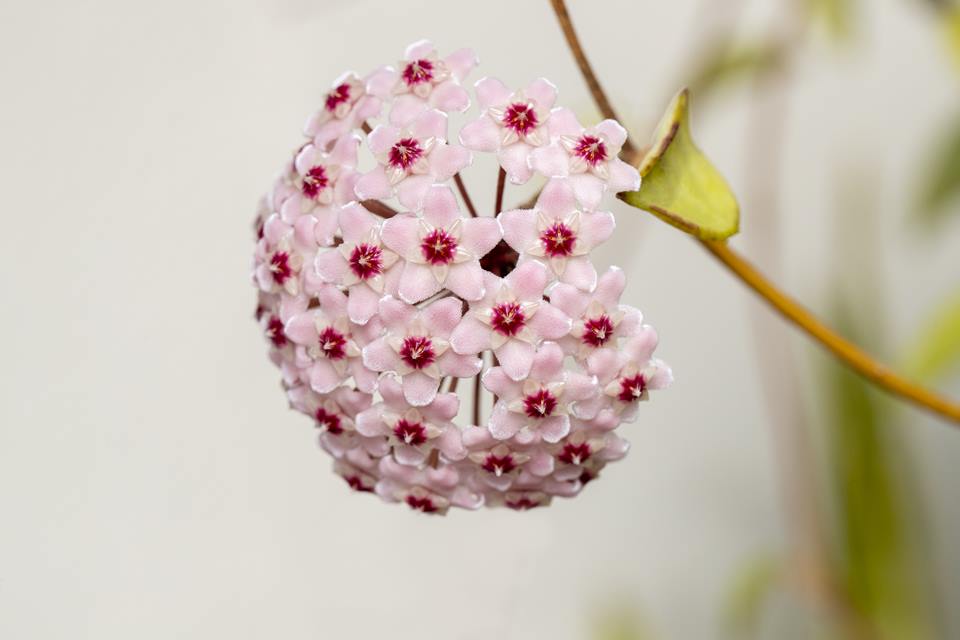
[304,72,384,149]
[314,202,400,325]
[587,327,673,421]
[381,184,501,303]
[334,455,379,494]
[449,260,572,380]
[498,178,614,290]
[284,285,381,394]
[481,342,597,444]
[459,77,557,184]
[379,40,479,126]
[550,430,622,482]
[287,384,386,459]
[503,491,551,511]
[254,214,305,296]
[530,108,640,209]
[548,266,643,360]
[362,296,482,406]
[355,374,465,466]
[354,108,472,210]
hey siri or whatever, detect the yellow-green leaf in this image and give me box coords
[905,289,960,382]
[916,113,960,223]
[687,40,787,100]
[618,89,740,240]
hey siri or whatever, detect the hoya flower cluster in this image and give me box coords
[253,40,672,515]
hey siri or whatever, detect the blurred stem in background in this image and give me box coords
[555,0,960,636]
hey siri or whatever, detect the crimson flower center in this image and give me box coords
[558,442,592,465]
[618,373,647,403]
[523,388,558,419]
[349,243,383,280]
[324,83,352,112]
[402,59,435,86]
[420,228,458,265]
[502,102,538,136]
[301,165,330,199]
[406,495,438,512]
[315,407,343,435]
[266,316,287,348]
[539,222,577,257]
[345,475,373,492]
[317,326,348,360]
[582,315,614,347]
[269,252,293,284]
[506,497,540,510]
[388,137,424,170]
[398,335,436,370]
[394,419,428,446]
[573,134,608,165]
[490,301,526,337]
[481,454,516,476]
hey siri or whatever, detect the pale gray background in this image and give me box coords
[1,0,958,638]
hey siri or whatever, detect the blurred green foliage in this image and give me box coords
[687,41,787,100]
[722,556,782,636]
[905,288,960,382]
[806,0,856,41]
[916,114,960,224]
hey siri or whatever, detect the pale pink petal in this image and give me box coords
[430,81,470,113]
[547,283,590,318]
[316,281,349,316]
[421,296,463,335]
[596,267,627,306]
[607,158,641,193]
[403,371,439,406]
[529,144,570,178]
[459,217,502,257]
[422,185,461,228]
[411,108,448,140]
[404,39,435,60]
[481,367,516,398]
[365,65,398,98]
[396,174,432,211]
[529,303,572,339]
[330,134,360,166]
[378,375,405,406]
[587,349,622,381]
[595,119,628,150]
[439,352,483,377]
[309,360,342,393]
[525,77,557,110]
[530,341,564,380]
[378,295,416,329]
[567,173,605,210]
[444,261,485,301]
[498,143,533,184]
[458,116,500,152]
[398,262,442,304]
[625,326,659,363]
[527,450,555,476]
[367,124,400,155]
[436,426,466,461]
[362,337,398,372]
[537,178,578,217]
[314,249,347,283]
[444,48,478,81]
[354,95,381,121]
[347,284,381,325]
[380,214,421,258]
[475,76,512,110]
[428,393,460,421]
[355,408,384,437]
[429,144,472,180]
[545,107,583,138]
[354,167,392,201]
[450,315,491,355]
[564,371,597,401]
[284,314,317,345]
[388,94,427,127]
[504,260,547,300]
[648,361,673,389]
[539,415,570,443]
[560,256,598,291]
[488,403,524,440]
[498,209,538,254]
[338,202,375,241]
[394,444,427,466]
[495,339,535,380]
[618,307,642,337]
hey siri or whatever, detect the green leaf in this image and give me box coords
[618,89,740,240]
[687,41,787,100]
[905,289,960,381]
[806,0,855,41]
[916,113,960,223]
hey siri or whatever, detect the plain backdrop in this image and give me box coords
[1,0,958,638]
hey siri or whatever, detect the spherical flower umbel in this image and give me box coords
[251,40,669,515]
